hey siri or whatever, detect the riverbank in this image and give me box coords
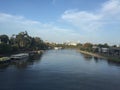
[78,50,106,59]
[0,50,45,58]
[78,50,120,63]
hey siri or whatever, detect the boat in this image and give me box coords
[10,53,29,60]
[0,57,10,64]
[54,47,62,50]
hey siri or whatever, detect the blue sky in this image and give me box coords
[0,0,120,45]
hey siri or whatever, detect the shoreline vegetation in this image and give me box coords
[78,50,120,63]
[0,31,120,63]
[0,31,49,57]
[78,50,106,59]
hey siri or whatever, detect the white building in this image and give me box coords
[65,41,78,46]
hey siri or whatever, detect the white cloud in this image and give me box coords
[61,0,120,31]
[101,0,120,14]
[0,0,120,44]
[0,13,82,43]
[62,10,102,31]
[0,13,40,25]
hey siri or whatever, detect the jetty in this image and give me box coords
[0,57,10,64]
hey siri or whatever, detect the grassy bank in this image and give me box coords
[78,50,120,63]
[105,56,120,63]
[78,50,106,59]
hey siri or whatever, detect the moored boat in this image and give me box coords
[10,53,29,60]
[54,47,62,50]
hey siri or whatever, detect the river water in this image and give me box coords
[0,49,120,90]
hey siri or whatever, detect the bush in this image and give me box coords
[0,43,12,54]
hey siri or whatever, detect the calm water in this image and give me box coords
[0,49,120,90]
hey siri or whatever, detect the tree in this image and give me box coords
[31,37,47,50]
[10,34,16,45]
[98,43,109,48]
[0,31,49,54]
[0,43,12,54]
[15,31,32,49]
[83,43,93,52]
[0,35,9,44]
[103,43,109,48]
[112,45,117,48]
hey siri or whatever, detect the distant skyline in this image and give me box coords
[0,0,120,45]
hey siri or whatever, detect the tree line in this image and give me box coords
[54,42,118,52]
[0,31,48,54]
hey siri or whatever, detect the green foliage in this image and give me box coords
[15,31,31,49]
[0,43,12,54]
[30,37,47,50]
[0,35,9,44]
[82,43,93,52]
[11,45,19,52]
[98,43,109,48]
[0,31,48,54]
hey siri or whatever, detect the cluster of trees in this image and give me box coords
[0,31,48,54]
[78,43,118,52]
[54,42,117,52]
[78,43,93,52]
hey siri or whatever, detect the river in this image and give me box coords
[0,49,120,90]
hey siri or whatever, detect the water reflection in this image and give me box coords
[93,57,99,63]
[107,60,120,67]
[81,53,92,61]
[81,53,120,66]
[12,61,28,69]
[0,64,9,69]
[0,50,120,90]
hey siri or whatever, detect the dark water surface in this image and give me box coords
[0,49,120,90]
